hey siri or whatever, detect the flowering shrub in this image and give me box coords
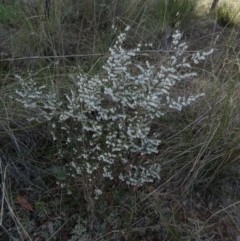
[14,27,213,193]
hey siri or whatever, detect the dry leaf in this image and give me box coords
[16,194,34,212]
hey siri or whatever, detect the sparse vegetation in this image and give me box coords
[1,0,240,241]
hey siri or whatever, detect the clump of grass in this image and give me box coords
[213,2,239,28]
[0,2,18,25]
[151,0,198,29]
[1,0,151,72]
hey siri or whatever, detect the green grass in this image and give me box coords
[151,0,198,29]
[1,1,240,240]
[0,2,18,25]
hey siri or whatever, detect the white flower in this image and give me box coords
[125,25,130,31]
[14,27,211,189]
[94,189,102,196]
